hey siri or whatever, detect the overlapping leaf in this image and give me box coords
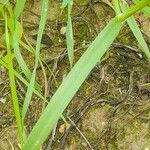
[23,17,122,150]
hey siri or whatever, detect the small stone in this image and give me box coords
[82,40,86,46]
[58,123,70,133]
[59,124,66,133]
[60,27,66,35]
[0,97,6,104]
[138,53,143,59]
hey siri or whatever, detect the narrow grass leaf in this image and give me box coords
[0,58,46,101]
[23,17,122,150]
[118,0,150,22]
[20,40,33,53]
[13,29,31,79]
[112,0,122,15]
[4,1,14,36]
[13,23,41,92]
[22,0,49,123]
[14,0,26,21]
[121,1,150,60]
[13,0,34,84]
[132,0,150,17]
[3,1,32,82]
[142,6,150,17]
[5,13,23,146]
[66,1,74,67]
[61,0,71,8]
[0,4,4,14]
[21,70,36,122]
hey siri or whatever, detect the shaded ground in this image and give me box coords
[0,0,150,150]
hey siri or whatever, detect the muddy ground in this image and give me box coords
[0,0,150,150]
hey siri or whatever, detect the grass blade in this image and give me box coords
[142,6,150,17]
[13,28,32,79]
[6,0,33,84]
[0,59,47,101]
[2,1,32,82]
[121,1,150,60]
[22,0,49,123]
[66,0,74,67]
[61,0,71,8]
[23,17,122,150]
[112,0,122,15]
[118,0,150,22]
[133,0,150,17]
[13,5,41,92]
[5,13,23,147]
[13,5,33,83]
[14,0,26,21]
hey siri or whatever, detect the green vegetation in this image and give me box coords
[0,0,150,149]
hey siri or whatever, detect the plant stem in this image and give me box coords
[118,0,150,21]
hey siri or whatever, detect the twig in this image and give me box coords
[67,116,94,150]
[137,116,150,121]
[60,92,97,149]
[60,67,106,149]
[113,70,134,114]
[112,42,140,52]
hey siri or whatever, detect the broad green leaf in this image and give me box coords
[121,1,150,60]
[23,17,122,150]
